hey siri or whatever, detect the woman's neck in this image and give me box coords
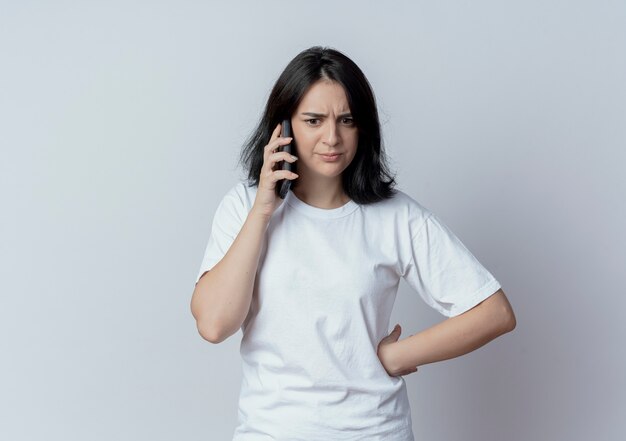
[291,178,349,209]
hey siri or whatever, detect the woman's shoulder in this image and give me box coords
[219,179,258,212]
[359,188,434,237]
[368,187,433,217]
[231,178,258,196]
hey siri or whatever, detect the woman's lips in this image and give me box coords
[319,153,342,162]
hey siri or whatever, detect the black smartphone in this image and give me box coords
[275,119,296,199]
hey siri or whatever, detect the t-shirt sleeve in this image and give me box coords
[194,183,249,285]
[400,212,501,317]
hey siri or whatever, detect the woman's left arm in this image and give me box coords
[381,289,516,375]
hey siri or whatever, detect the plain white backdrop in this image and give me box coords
[1,1,625,440]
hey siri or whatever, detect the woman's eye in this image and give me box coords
[304,118,354,126]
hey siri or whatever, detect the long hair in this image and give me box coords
[238,46,397,204]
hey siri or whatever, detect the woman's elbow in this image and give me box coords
[196,319,225,344]
[503,308,517,333]
[484,288,517,334]
[497,291,517,333]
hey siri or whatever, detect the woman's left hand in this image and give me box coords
[377,324,419,377]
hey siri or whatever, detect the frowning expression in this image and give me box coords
[290,80,358,180]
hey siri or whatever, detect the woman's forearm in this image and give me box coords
[391,290,516,371]
[191,207,271,343]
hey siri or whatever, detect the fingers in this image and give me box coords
[270,149,297,164]
[268,135,292,154]
[270,122,285,148]
[387,324,400,336]
[264,150,297,178]
[272,122,281,139]
[263,123,281,166]
[267,169,299,186]
[259,140,299,186]
[263,123,293,171]
[395,367,418,376]
[256,122,299,202]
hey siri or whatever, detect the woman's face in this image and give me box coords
[290,80,358,182]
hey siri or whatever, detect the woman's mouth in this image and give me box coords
[319,153,342,162]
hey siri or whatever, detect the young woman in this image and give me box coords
[191,46,516,441]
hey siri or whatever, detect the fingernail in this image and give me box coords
[291,155,298,160]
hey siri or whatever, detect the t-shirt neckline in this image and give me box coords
[285,189,359,219]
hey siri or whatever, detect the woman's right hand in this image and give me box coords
[251,122,299,219]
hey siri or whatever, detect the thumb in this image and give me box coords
[389,324,401,337]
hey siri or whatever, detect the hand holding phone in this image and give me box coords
[275,119,296,199]
[251,122,298,219]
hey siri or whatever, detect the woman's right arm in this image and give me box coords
[190,122,298,343]
[190,207,271,343]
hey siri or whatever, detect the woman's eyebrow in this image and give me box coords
[300,112,352,118]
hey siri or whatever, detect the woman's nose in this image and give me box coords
[324,121,340,146]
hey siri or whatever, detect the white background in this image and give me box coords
[1,1,624,440]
